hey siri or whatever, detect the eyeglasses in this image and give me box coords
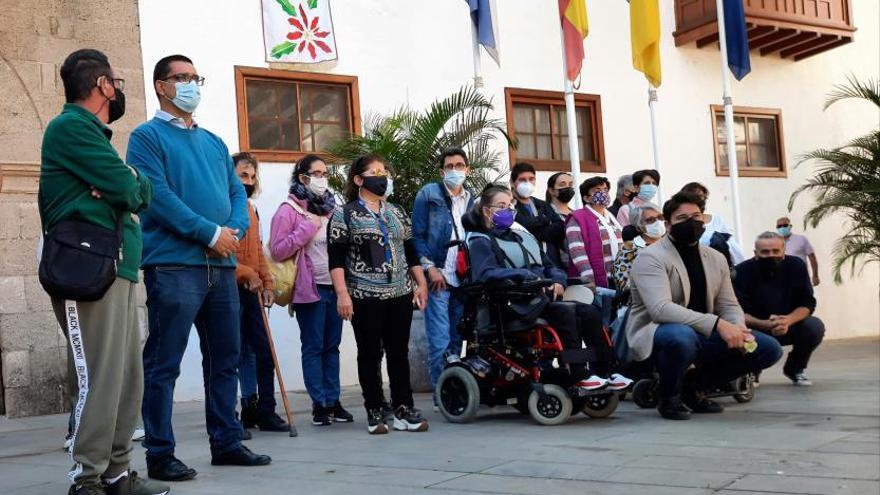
[164,73,206,86]
[302,171,328,179]
[362,170,390,178]
[643,215,664,225]
[487,203,513,211]
[443,163,468,171]
[100,77,125,91]
[777,223,791,228]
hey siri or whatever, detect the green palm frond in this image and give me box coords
[790,76,880,283]
[325,85,512,212]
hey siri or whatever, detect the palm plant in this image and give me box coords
[789,75,880,283]
[325,85,512,212]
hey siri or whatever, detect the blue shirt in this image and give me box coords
[126,117,248,268]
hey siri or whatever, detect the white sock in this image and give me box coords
[103,471,128,485]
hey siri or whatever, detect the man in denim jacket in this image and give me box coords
[411,148,475,402]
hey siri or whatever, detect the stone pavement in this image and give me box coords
[1,338,878,495]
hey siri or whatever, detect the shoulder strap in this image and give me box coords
[284,198,307,216]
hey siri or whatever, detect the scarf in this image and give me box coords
[289,180,336,216]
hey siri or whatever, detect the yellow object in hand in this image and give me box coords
[743,340,758,353]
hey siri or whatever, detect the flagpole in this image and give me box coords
[471,20,484,89]
[715,0,744,245]
[560,44,583,209]
[647,83,663,204]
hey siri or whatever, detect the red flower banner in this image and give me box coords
[262,0,338,63]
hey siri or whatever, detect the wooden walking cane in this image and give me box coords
[257,292,298,437]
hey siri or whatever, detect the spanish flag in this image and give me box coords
[558,0,589,81]
[629,0,662,87]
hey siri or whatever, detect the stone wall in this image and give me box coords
[0,0,146,417]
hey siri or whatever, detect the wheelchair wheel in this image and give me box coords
[436,366,481,423]
[632,379,658,409]
[582,393,619,419]
[527,385,572,426]
[733,374,756,403]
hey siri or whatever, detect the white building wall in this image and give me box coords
[137,0,880,401]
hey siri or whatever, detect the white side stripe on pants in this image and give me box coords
[65,299,89,483]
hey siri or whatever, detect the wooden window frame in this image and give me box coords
[234,66,362,163]
[504,87,606,173]
[710,105,787,178]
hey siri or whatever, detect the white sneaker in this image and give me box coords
[607,373,634,391]
[787,371,814,386]
[575,375,608,392]
[131,427,146,442]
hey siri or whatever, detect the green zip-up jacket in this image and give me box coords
[39,104,153,283]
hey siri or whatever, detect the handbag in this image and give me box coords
[38,214,124,302]
[265,199,306,307]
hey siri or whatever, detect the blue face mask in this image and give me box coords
[168,81,201,114]
[638,184,658,201]
[443,170,466,188]
[777,226,791,237]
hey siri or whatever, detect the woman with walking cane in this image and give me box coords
[232,152,290,435]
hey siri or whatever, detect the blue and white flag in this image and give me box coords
[466,0,500,65]
[723,0,751,80]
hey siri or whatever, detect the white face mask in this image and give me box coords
[515,181,535,199]
[307,177,328,196]
[644,220,666,238]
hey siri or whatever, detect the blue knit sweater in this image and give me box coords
[126,118,248,268]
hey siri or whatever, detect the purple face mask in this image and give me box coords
[589,190,610,207]
[491,208,515,230]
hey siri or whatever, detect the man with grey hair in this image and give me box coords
[609,174,636,217]
[733,231,825,386]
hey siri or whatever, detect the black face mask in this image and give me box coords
[669,218,705,246]
[556,187,575,203]
[107,88,126,124]
[757,256,784,274]
[243,184,255,198]
[360,175,388,197]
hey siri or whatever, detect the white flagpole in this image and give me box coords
[560,40,583,209]
[471,21,484,89]
[647,83,664,204]
[715,0,744,245]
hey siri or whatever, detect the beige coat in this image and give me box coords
[625,236,744,361]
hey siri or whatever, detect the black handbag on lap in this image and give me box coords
[39,215,124,302]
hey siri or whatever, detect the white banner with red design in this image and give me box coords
[261,0,338,63]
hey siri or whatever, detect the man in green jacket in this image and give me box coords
[39,49,168,495]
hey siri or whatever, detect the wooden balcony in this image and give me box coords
[674,0,855,61]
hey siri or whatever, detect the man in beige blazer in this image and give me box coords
[626,191,782,420]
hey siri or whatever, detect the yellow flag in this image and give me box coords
[630,0,661,87]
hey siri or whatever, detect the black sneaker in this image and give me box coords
[312,404,332,426]
[683,389,724,414]
[240,395,259,429]
[658,398,692,420]
[366,408,388,435]
[330,401,354,423]
[380,401,395,424]
[69,482,106,495]
[104,470,170,495]
[257,411,289,432]
[392,405,429,432]
[146,455,197,482]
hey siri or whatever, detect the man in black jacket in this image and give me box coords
[510,162,566,268]
[734,232,825,386]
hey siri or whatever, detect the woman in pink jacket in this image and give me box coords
[270,155,353,427]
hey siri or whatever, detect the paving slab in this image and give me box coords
[0,338,877,495]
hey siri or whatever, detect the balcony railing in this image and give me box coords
[674,0,855,61]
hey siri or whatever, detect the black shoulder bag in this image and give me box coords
[39,212,125,302]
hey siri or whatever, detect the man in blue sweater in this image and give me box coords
[127,54,271,482]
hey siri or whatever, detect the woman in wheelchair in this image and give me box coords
[462,185,632,393]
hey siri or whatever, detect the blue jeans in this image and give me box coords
[652,323,782,401]
[239,340,257,399]
[425,288,464,389]
[239,288,278,414]
[293,285,343,407]
[142,266,242,459]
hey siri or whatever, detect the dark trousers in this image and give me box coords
[351,295,414,410]
[758,316,825,375]
[574,302,613,374]
[142,266,242,460]
[541,302,585,383]
[652,324,783,401]
[238,288,277,415]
